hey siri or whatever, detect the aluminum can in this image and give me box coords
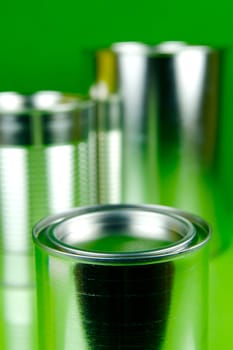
[93,43,226,349]
[93,42,225,255]
[33,204,210,350]
[0,91,96,350]
[0,91,96,253]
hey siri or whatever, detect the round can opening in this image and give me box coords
[41,205,196,259]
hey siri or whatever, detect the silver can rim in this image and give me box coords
[33,204,211,264]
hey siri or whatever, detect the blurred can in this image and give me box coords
[0,91,96,349]
[92,95,123,204]
[90,53,123,205]
[111,42,157,204]
[94,42,224,254]
[33,204,210,350]
[151,43,223,254]
[96,96,123,204]
[0,91,96,253]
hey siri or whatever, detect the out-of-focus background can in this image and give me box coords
[0,92,96,349]
[92,42,224,254]
[91,42,231,350]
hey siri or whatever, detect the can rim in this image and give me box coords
[0,91,95,146]
[33,204,211,264]
[0,91,94,114]
[151,42,213,56]
[111,42,151,55]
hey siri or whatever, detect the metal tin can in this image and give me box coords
[93,42,225,255]
[33,204,210,350]
[0,91,96,253]
[0,91,96,350]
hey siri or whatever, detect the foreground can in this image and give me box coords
[33,204,210,350]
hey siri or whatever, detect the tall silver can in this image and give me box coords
[94,42,224,254]
[33,204,210,350]
[151,43,223,253]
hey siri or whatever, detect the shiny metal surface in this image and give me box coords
[90,55,123,204]
[33,204,210,350]
[111,42,157,203]
[94,96,123,204]
[0,91,96,253]
[150,44,222,254]
[0,91,79,145]
[94,42,224,254]
[34,205,198,261]
[151,45,218,207]
[0,91,96,350]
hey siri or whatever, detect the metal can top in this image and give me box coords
[0,91,95,145]
[111,42,151,55]
[33,204,211,265]
[151,41,214,56]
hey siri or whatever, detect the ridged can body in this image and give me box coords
[0,91,96,253]
[33,204,210,350]
[0,92,96,350]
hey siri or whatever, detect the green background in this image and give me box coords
[0,0,232,93]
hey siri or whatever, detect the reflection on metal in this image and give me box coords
[33,204,210,350]
[90,54,123,204]
[94,42,223,254]
[111,42,156,203]
[95,95,123,204]
[151,44,221,254]
[93,43,157,203]
[0,92,96,253]
[0,91,96,350]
